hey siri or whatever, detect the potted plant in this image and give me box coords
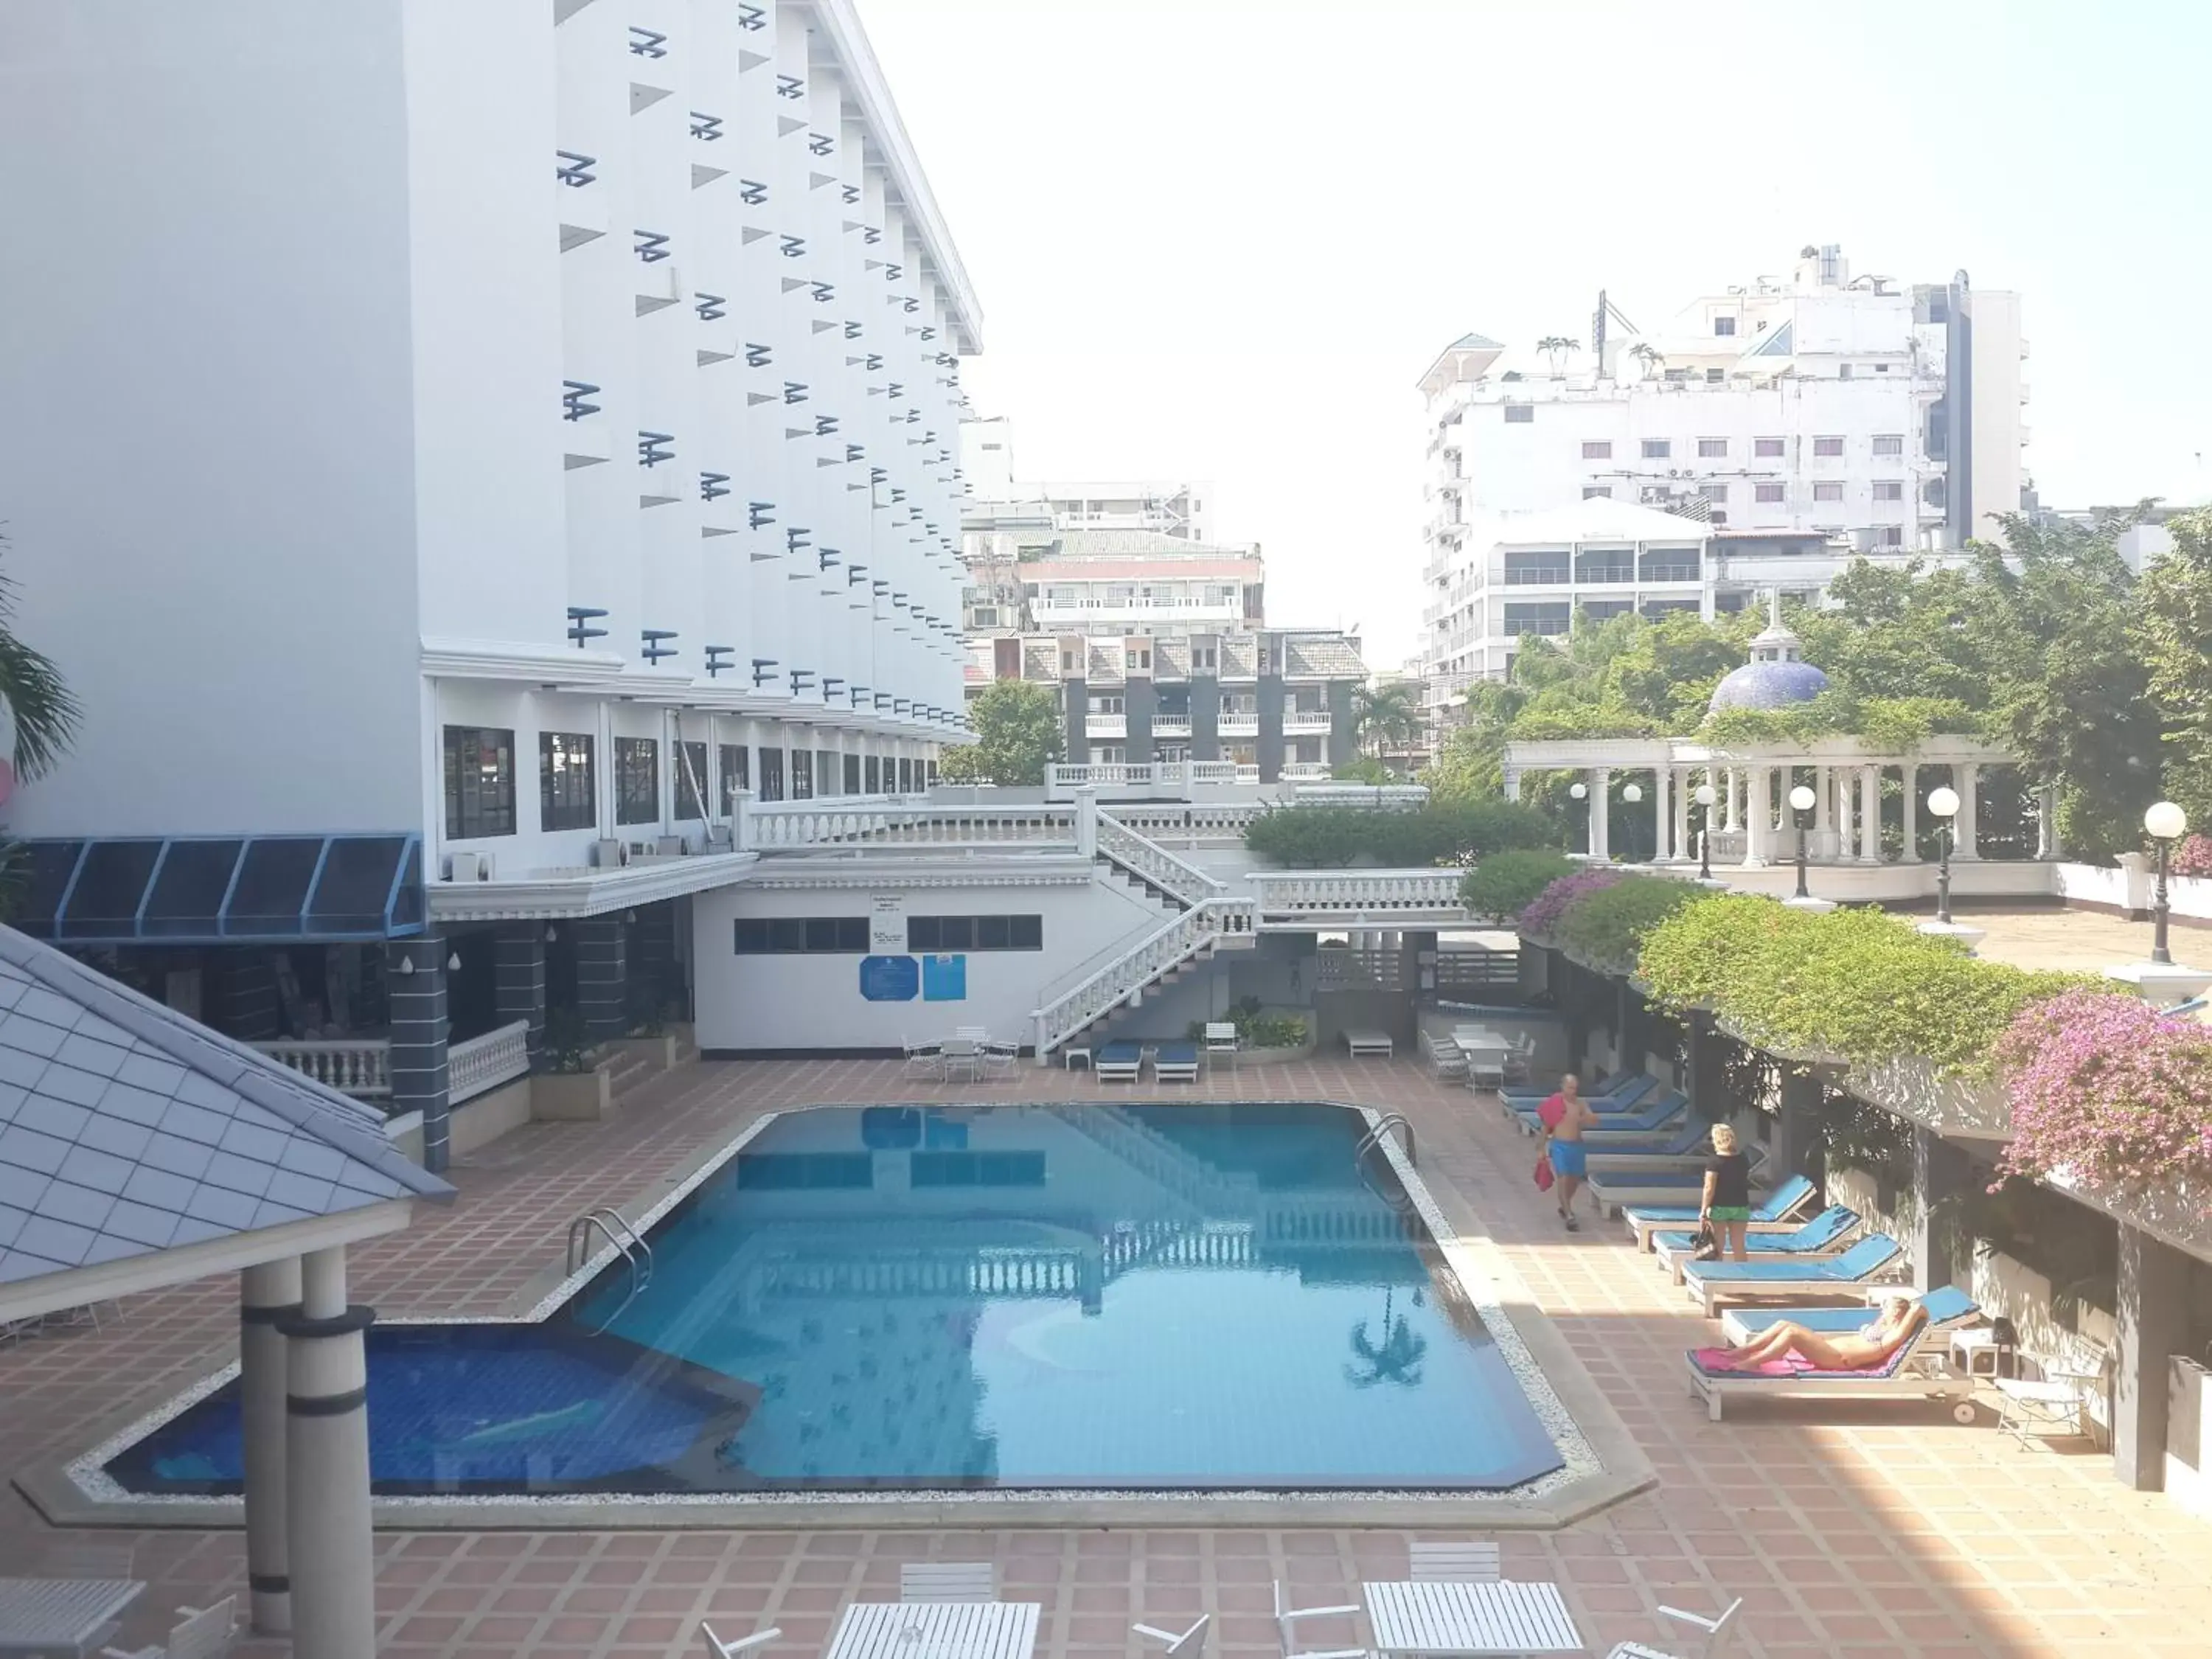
[532,1007,613,1120]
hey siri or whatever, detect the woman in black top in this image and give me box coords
[1700,1122,1753,1262]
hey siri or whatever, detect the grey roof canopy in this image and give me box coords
[0,927,451,1292]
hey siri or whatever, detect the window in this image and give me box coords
[1577,598,1634,622]
[863,755,881,793]
[614,737,659,825]
[758,745,785,801]
[1873,434,1905,456]
[1640,598,1701,619]
[1125,647,1150,670]
[1705,367,1725,384]
[1813,435,1845,456]
[1880,527,1904,547]
[1697,437,1728,458]
[790,749,813,799]
[1663,368,1690,383]
[844,754,862,794]
[1581,440,1612,459]
[732,915,870,953]
[1503,403,1534,423]
[1873,479,1905,502]
[1755,482,1787,504]
[718,743,749,813]
[1573,549,1635,583]
[1503,551,1569,585]
[899,758,915,791]
[1640,549,1702,582]
[539,733,595,832]
[675,740,709,820]
[908,914,1043,952]
[1754,437,1785,458]
[1502,602,1571,637]
[911,1151,1047,1189]
[1581,486,1613,500]
[1713,316,1737,336]
[1088,693,1124,715]
[1700,484,1728,504]
[1813,481,1844,502]
[1641,439,1671,459]
[443,727,516,839]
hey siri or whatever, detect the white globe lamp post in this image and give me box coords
[1694,782,1717,881]
[1787,784,1816,900]
[1927,785,1961,925]
[2146,801,2188,965]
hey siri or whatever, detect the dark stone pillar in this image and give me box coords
[2115,1224,2190,1491]
[1124,675,1156,768]
[1774,1067,1818,1185]
[211,953,282,1041]
[574,915,628,1046]
[493,923,548,1071]
[1256,672,1286,782]
[1328,678,1357,769]
[384,936,450,1173]
[634,900,681,1022]
[1190,673,1220,762]
[1685,1011,1721,1123]
[1909,1125,1970,1291]
[865,754,881,794]
[1062,677,1088,761]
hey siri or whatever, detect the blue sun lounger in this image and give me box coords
[1688,1287,1978,1421]
[1651,1204,1861,1283]
[1094,1041,1144,1083]
[1502,1073,1655,1108]
[1682,1234,1904,1315]
[1719,1283,1981,1346]
[1510,1087,1685,1139]
[1624,1174,1819,1249]
[1579,1116,1714,1168]
[1152,1041,1200,1083]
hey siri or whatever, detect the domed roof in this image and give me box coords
[1707,590,1831,714]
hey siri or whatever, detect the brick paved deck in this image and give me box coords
[5,1054,2209,1657]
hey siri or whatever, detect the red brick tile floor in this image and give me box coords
[6,1056,2211,1657]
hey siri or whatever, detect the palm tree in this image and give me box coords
[1535,336,1581,376]
[1345,1288,1428,1388]
[1352,682,1423,763]
[1630,342,1666,380]
[0,530,82,915]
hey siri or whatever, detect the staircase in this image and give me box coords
[1030,897,1256,1059]
[1093,810,1225,911]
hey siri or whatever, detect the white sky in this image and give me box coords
[855,0,2212,669]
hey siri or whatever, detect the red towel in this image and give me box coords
[1694,1346,1817,1376]
[1537,1093,1568,1131]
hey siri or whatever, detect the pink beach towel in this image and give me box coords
[1537,1093,1567,1132]
[1694,1346,1820,1376]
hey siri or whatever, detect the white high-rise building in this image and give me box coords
[1418,246,2026,697]
[962,417,1214,542]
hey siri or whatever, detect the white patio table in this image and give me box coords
[0,1578,145,1659]
[827,1601,1041,1659]
[1363,1579,1582,1658]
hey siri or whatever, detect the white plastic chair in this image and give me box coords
[1604,1597,1742,1659]
[902,1035,943,1081]
[1134,1615,1209,1658]
[1408,1540,1500,1582]
[938,1037,984,1085]
[101,1596,237,1659]
[700,1626,782,1659]
[901,1561,998,1602]
[1272,1582,1365,1659]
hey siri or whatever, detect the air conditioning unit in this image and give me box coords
[591,838,628,869]
[447,851,495,883]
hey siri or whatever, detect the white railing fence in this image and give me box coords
[254,1037,392,1100]
[742,798,1078,852]
[1251,868,1472,920]
[1032,897,1257,1057]
[1095,811,1225,908]
[448,1018,532,1105]
[1110,802,1267,844]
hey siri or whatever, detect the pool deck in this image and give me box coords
[4,1054,2209,1657]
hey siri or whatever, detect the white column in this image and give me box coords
[1744,767,1771,866]
[282,1247,376,1659]
[1652,766,1671,863]
[1671,767,1691,863]
[1814,766,1834,835]
[1955,762,1981,860]
[1860,764,1882,860]
[1722,768,1740,832]
[1590,768,1612,860]
[2038,781,2062,859]
[1074,785,1098,858]
[241,1257,301,1636]
[1900,763,1920,863]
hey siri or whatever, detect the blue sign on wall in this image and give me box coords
[859,955,919,1001]
[922,953,967,1001]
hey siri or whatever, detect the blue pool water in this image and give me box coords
[108,1103,1564,1494]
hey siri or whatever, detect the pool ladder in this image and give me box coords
[565,1206,655,1329]
[1355,1113,1416,1167]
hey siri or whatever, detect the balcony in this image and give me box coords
[1218,709,1259,736]
[1283,709,1332,734]
[1152,714,1192,737]
[1085,713,1127,738]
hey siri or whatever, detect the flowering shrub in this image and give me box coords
[1460,850,1576,920]
[1517,867,1624,939]
[2170,833,2212,879]
[1553,876,1703,973]
[1995,988,2212,1188]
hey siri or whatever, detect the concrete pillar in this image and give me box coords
[1955,762,1982,860]
[1773,1068,1818,1183]
[1909,1125,1969,1291]
[1814,765,1834,835]
[1722,768,1740,833]
[1670,767,1691,863]
[210,954,282,1042]
[383,936,450,1174]
[492,923,548,1071]
[1074,786,1099,858]
[1744,767,1771,866]
[2038,781,2062,859]
[241,1257,302,1636]
[1900,762,1920,862]
[1652,765,1671,863]
[279,1247,375,1659]
[573,915,628,1046]
[1590,768,1612,860]
[1684,1012,1721,1124]
[2115,1224,2190,1491]
[1860,764,1882,860]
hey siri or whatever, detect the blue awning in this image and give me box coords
[13,835,425,945]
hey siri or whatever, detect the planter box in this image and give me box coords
[609,1033,680,1072]
[533,1068,615,1121]
[1848,1055,2012,1142]
[1228,1040,1316,1067]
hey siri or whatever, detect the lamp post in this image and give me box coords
[1694,782,1717,881]
[1927,785,1961,925]
[1788,784,1816,899]
[2146,800,2188,966]
[1622,782,1643,862]
[1570,780,1589,858]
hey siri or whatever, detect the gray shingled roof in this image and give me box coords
[0,928,452,1290]
[1284,636,1366,678]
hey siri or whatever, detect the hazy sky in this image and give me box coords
[856,0,2212,668]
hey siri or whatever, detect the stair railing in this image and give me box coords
[1031,897,1255,1059]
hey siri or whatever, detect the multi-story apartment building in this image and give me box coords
[971,628,1364,780]
[0,0,975,1168]
[962,416,1213,540]
[1419,245,2025,696]
[961,529,1265,637]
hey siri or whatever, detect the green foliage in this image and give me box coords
[1634,894,2092,1073]
[1243,796,1557,868]
[1506,704,1658,740]
[1189,999,1308,1050]
[936,744,989,784]
[0,539,80,785]
[1552,875,1702,973]
[961,678,1065,786]
[542,1007,594,1074]
[1698,689,1975,749]
[2138,508,2212,832]
[1332,755,1391,784]
[1352,681,1422,759]
[1458,849,1576,919]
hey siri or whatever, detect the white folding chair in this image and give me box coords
[902,1035,943,1081]
[1408,1540,1500,1582]
[1604,1597,1742,1659]
[1133,1616,1209,1658]
[938,1037,983,1085]
[1272,1583,1364,1659]
[700,1626,783,1659]
[901,1561,998,1602]
[165,1599,239,1659]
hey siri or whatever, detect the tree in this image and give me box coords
[2138,507,2212,828]
[1535,335,1580,375]
[1630,342,1665,379]
[0,533,81,917]
[1352,681,1422,762]
[936,745,989,784]
[959,678,1064,786]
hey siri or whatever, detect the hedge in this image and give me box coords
[1244,797,1556,869]
[1551,875,1704,975]
[1459,850,1577,921]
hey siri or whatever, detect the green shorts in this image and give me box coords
[1708,1206,1752,1222]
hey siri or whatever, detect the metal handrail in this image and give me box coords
[1354,1113,1417,1168]
[565,1206,655,1329]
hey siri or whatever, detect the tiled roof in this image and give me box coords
[1284,637,1366,678]
[1218,637,1258,678]
[1034,529,1259,566]
[1085,644,1125,684]
[0,928,452,1290]
[1153,638,1192,678]
[1025,558,1260,583]
[1022,643,1057,680]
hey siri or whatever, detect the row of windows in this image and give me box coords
[1504,599,1700,635]
[731,914,1045,955]
[1503,551,1703,585]
[441,728,933,840]
[1576,434,1905,461]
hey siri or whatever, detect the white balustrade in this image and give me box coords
[1032,897,1256,1056]
[1109,802,1267,844]
[1095,811,1225,908]
[745,800,1078,851]
[254,1037,392,1099]
[1282,782,1429,809]
[1250,869,1472,920]
[448,1018,532,1105]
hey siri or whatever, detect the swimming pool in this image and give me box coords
[103,1102,1567,1495]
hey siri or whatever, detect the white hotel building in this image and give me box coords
[1420,246,2026,692]
[1,0,975,1168]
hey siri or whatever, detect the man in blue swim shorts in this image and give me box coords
[1541,1074,1599,1231]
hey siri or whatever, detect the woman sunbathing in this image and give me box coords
[1714,1295,1927,1371]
